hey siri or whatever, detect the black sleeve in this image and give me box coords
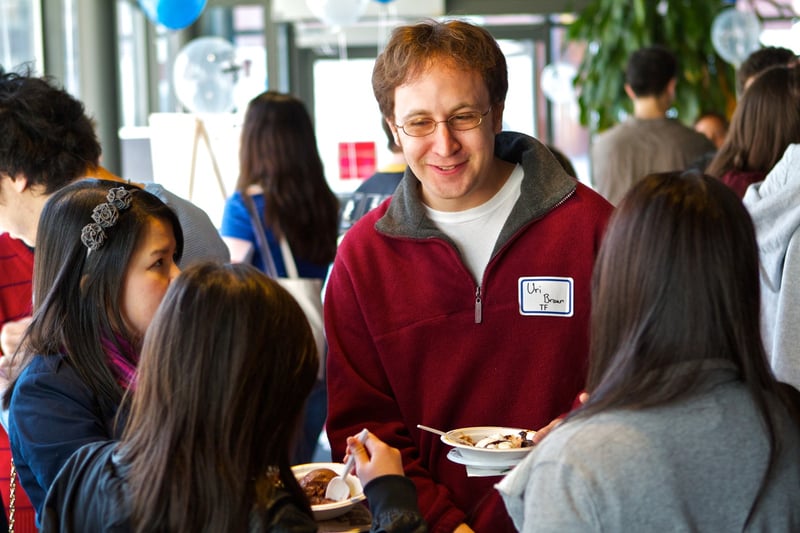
[364,475,428,533]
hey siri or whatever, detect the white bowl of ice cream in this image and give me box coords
[292,462,366,520]
[440,426,536,465]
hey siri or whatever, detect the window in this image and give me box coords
[0,0,42,73]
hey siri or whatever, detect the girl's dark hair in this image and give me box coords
[3,179,183,412]
[707,65,800,178]
[236,91,339,264]
[581,170,800,524]
[121,262,319,532]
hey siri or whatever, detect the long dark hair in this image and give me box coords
[3,179,183,413]
[237,91,338,264]
[121,262,319,533]
[707,64,800,178]
[582,170,800,524]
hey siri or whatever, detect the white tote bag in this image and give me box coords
[243,195,326,380]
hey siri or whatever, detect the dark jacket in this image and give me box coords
[41,441,427,533]
[8,354,125,523]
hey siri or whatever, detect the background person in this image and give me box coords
[220,90,339,465]
[590,45,714,205]
[693,111,728,150]
[325,19,613,533]
[737,45,798,93]
[5,180,182,522]
[707,65,800,198]
[339,119,407,235]
[498,171,800,531]
[41,262,426,533]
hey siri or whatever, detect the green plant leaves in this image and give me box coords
[566,0,736,132]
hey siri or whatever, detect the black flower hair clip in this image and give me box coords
[80,187,133,252]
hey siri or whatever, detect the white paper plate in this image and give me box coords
[446,448,523,469]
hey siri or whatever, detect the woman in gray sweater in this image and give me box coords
[498,170,800,532]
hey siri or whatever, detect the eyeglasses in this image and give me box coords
[395,107,492,137]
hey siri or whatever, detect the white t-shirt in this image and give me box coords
[425,164,523,283]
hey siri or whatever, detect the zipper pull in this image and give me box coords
[475,286,482,324]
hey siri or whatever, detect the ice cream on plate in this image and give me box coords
[466,430,536,449]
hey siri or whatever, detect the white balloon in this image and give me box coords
[173,37,237,114]
[306,0,370,28]
[540,62,577,104]
[711,9,762,67]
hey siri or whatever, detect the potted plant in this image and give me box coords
[566,0,743,132]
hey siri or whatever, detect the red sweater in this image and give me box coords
[325,134,613,533]
[0,233,36,531]
[0,233,34,332]
[719,169,766,199]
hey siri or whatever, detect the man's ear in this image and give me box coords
[666,78,677,99]
[386,117,401,147]
[1,173,30,194]
[624,83,636,100]
[11,174,29,193]
[491,103,505,134]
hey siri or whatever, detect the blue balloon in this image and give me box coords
[139,0,207,30]
[374,0,394,3]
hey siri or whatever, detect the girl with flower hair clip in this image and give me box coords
[3,178,183,524]
[41,262,427,532]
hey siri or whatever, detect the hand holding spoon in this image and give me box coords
[325,428,369,502]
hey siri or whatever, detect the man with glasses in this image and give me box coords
[324,19,613,533]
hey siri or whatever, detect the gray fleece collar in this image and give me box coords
[376,131,577,252]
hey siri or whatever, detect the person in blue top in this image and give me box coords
[4,179,183,524]
[220,91,339,464]
[221,90,338,278]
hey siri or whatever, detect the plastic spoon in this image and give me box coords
[417,424,446,437]
[325,428,369,502]
[417,424,472,446]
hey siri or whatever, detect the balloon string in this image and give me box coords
[378,7,388,53]
[337,30,348,61]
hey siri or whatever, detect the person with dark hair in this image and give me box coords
[221,90,339,272]
[743,144,800,391]
[737,45,798,93]
[220,90,339,464]
[498,170,800,531]
[0,70,227,529]
[4,179,183,523]
[40,262,426,533]
[707,65,800,198]
[339,119,406,234]
[590,45,714,205]
[325,19,613,533]
[0,69,229,353]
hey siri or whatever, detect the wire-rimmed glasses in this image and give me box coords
[395,107,492,137]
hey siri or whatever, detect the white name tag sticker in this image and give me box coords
[518,277,574,317]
